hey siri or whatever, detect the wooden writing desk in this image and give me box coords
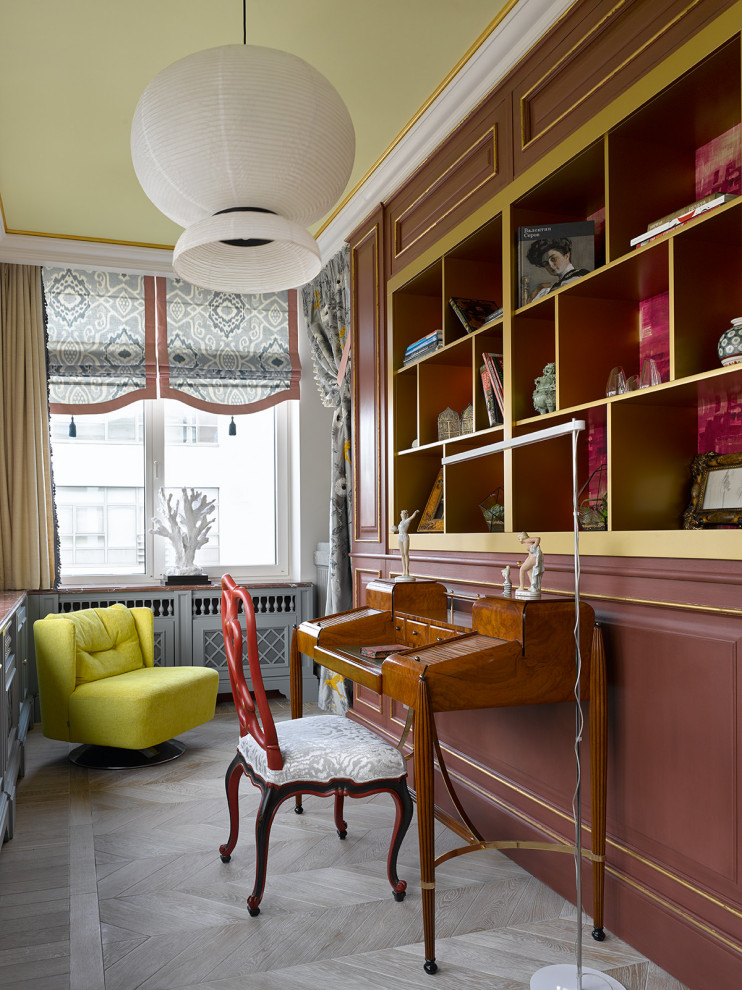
[292,579,607,974]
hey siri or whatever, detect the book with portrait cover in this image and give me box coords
[517,221,595,307]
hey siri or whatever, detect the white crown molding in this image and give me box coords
[316,0,574,263]
[0,0,572,275]
[0,226,175,276]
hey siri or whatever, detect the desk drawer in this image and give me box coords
[429,624,457,644]
[406,620,428,646]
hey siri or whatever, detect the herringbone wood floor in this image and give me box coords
[0,701,689,990]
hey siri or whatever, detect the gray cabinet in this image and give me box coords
[1,594,31,848]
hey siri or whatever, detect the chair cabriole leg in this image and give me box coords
[387,777,413,901]
[219,753,245,862]
[248,783,282,916]
[334,789,347,838]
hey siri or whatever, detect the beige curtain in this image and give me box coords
[0,264,57,590]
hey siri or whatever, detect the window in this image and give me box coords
[42,267,299,586]
[50,399,289,583]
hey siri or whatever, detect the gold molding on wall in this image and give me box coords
[436,744,742,953]
[520,0,703,150]
[393,127,498,261]
[351,224,383,544]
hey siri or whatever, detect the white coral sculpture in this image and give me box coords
[150,487,216,575]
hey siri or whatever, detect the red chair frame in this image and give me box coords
[218,573,413,916]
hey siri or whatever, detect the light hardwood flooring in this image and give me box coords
[0,701,689,990]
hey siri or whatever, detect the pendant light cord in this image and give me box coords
[242,0,246,44]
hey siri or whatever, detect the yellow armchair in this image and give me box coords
[34,603,219,767]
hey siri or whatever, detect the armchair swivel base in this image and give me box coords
[69,738,186,769]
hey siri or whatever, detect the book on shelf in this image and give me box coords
[630,193,736,247]
[517,220,595,307]
[449,297,502,333]
[405,329,442,353]
[479,364,501,427]
[402,345,441,365]
[402,338,443,365]
[483,352,504,417]
[403,330,442,360]
[359,644,407,659]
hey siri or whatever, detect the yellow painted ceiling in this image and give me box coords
[0,0,509,249]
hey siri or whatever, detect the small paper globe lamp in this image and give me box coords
[131,44,355,292]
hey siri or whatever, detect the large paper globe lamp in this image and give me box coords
[131,44,355,292]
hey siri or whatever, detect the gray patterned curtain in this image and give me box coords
[301,245,353,714]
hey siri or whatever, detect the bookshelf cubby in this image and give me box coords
[388,35,742,558]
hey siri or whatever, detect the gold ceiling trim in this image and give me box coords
[316,0,523,238]
[1,187,175,251]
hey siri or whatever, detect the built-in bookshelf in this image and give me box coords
[389,36,742,558]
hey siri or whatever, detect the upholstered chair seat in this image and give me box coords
[238,713,407,786]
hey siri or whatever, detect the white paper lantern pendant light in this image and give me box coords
[131,2,355,293]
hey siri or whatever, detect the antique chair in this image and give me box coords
[218,573,413,915]
[33,603,219,768]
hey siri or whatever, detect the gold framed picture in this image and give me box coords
[418,469,444,532]
[682,451,742,528]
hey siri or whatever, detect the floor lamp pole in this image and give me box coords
[443,419,626,990]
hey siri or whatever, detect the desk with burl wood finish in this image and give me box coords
[292,578,607,975]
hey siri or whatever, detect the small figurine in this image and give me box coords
[515,532,543,598]
[501,564,512,596]
[393,508,419,581]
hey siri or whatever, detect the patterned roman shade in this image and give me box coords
[42,267,156,411]
[42,268,300,414]
[157,278,299,412]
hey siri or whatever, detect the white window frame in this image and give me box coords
[57,399,293,587]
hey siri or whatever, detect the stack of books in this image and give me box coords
[403,330,443,365]
[630,193,736,248]
[480,352,504,426]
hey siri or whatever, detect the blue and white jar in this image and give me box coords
[718,317,742,366]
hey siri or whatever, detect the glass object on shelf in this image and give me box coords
[606,366,627,396]
[625,374,639,391]
[717,317,742,366]
[461,404,473,434]
[578,463,607,531]
[438,407,461,440]
[532,362,556,414]
[479,488,505,532]
[639,357,662,388]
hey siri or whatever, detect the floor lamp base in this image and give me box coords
[530,964,628,990]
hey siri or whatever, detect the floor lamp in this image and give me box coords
[442,418,626,990]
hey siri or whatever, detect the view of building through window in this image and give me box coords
[50,400,278,579]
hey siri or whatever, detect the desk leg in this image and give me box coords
[590,623,607,941]
[290,627,304,814]
[290,626,303,720]
[415,671,437,974]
